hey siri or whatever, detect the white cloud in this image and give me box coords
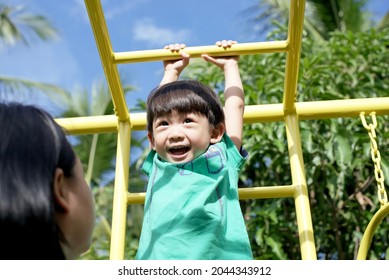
[71,0,90,22]
[103,0,146,20]
[133,18,191,47]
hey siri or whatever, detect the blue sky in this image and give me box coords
[0,0,260,114]
[0,0,388,116]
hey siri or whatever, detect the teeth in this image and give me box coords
[170,146,185,150]
[169,146,189,155]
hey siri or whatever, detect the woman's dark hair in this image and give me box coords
[146,80,225,133]
[0,102,76,259]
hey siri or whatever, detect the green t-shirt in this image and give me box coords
[135,134,253,260]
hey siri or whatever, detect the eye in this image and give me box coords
[159,121,169,126]
[183,118,193,124]
[155,120,169,128]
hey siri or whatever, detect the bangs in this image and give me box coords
[150,89,210,118]
[146,80,225,132]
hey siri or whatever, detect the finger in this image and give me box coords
[181,53,190,65]
[170,43,179,51]
[172,43,186,51]
[201,54,210,60]
[180,51,190,58]
[164,43,186,52]
[201,54,215,63]
[215,40,237,48]
[164,44,176,51]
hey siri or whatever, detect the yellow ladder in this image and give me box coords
[55,0,389,259]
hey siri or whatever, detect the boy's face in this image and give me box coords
[148,110,224,163]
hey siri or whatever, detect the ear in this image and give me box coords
[210,123,225,144]
[147,131,155,150]
[53,168,70,213]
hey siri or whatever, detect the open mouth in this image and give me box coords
[168,145,190,156]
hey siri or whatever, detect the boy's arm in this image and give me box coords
[202,40,244,150]
[160,43,190,86]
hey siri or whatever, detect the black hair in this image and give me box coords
[0,102,76,259]
[146,80,225,133]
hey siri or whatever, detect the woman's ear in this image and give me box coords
[53,168,70,213]
[147,132,155,150]
[210,123,225,144]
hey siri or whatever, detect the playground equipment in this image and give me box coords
[55,0,389,259]
[357,113,389,259]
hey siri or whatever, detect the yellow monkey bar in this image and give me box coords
[56,97,389,134]
[54,0,388,259]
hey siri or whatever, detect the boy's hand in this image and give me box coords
[215,39,237,49]
[164,43,186,53]
[163,43,190,73]
[201,40,239,70]
[160,43,190,85]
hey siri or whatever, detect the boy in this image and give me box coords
[136,40,252,260]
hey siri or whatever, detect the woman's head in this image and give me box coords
[146,80,225,134]
[0,102,94,259]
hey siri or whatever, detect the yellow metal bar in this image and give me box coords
[238,185,295,200]
[127,192,147,205]
[296,97,389,120]
[56,115,118,134]
[84,0,129,121]
[56,112,146,134]
[357,203,389,259]
[109,121,131,260]
[285,114,317,260]
[282,0,316,260]
[127,185,297,205]
[244,97,389,124]
[56,98,389,134]
[283,0,306,113]
[113,41,289,64]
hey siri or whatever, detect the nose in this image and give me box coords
[168,125,184,141]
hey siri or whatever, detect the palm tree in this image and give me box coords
[307,0,372,34]
[377,11,389,30]
[58,80,136,186]
[0,4,57,48]
[246,0,387,41]
[0,3,65,99]
[0,4,147,259]
[0,3,137,185]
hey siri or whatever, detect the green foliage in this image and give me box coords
[81,165,146,260]
[308,0,371,34]
[188,27,389,259]
[245,0,377,45]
